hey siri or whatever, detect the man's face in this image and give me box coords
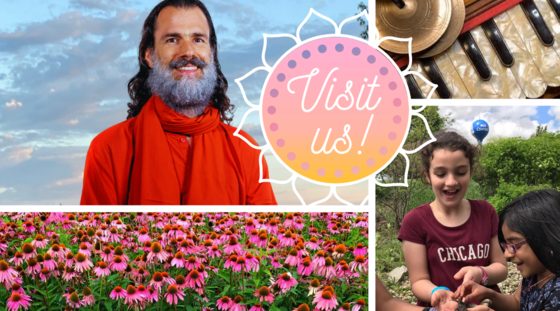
[146,6,212,81]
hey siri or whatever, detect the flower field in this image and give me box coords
[0,212,368,311]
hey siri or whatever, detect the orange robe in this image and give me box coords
[81,96,277,205]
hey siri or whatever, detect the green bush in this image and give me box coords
[487,182,557,215]
[479,133,560,198]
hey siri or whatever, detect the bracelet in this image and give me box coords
[422,308,437,311]
[431,286,450,295]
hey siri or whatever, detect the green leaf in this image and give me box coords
[105,301,114,311]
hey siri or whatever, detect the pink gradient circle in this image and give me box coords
[262,37,409,184]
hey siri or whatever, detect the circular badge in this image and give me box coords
[262,36,410,184]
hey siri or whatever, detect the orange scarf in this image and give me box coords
[128,95,244,204]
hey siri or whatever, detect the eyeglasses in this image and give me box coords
[500,240,527,254]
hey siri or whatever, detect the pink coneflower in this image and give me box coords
[338,303,351,311]
[224,255,238,269]
[349,256,368,274]
[294,218,304,230]
[39,268,51,282]
[138,228,150,244]
[22,221,35,233]
[245,253,259,272]
[62,267,77,282]
[7,292,32,311]
[42,253,56,271]
[275,273,298,293]
[353,244,367,257]
[279,231,296,247]
[11,283,25,295]
[308,279,321,296]
[231,295,247,311]
[48,244,65,260]
[224,237,242,255]
[147,242,168,263]
[26,258,41,275]
[271,258,281,269]
[316,257,337,280]
[185,256,202,270]
[249,303,265,311]
[94,262,110,277]
[74,253,93,273]
[31,234,48,249]
[171,252,186,268]
[9,252,24,266]
[313,288,338,311]
[108,227,121,243]
[64,252,75,268]
[21,243,36,261]
[175,275,188,290]
[306,237,320,250]
[67,292,82,308]
[292,304,311,311]
[164,285,185,305]
[233,256,251,272]
[162,272,176,285]
[124,285,142,305]
[283,213,295,228]
[133,267,151,282]
[254,286,274,304]
[351,300,365,311]
[109,255,127,271]
[113,246,129,263]
[208,245,222,258]
[333,245,346,259]
[352,217,368,228]
[0,260,18,284]
[297,258,314,276]
[217,296,233,311]
[147,288,159,303]
[149,272,165,291]
[136,285,149,300]
[100,246,113,262]
[110,286,126,300]
[266,219,279,234]
[82,287,95,306]
[185,270,204,289]
[256,232,268,248]
[249,229,259,244]
[313,251,326,267]
[285,249,300,266]
[77,243,91,257]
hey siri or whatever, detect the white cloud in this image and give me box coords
[48,172,84,187]
[3,134,13,139]
[5,99,22,108]
[37,153,86,160]
[439,106,556,145]
[0,187,16,194]
[1,146,34,167]
[68,119,79,125]
[548,106,560,122]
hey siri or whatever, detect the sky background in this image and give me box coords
[0,0,559,205]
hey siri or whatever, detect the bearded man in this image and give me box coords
[81,0,277,205]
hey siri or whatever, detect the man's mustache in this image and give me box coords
[168,57,208,70]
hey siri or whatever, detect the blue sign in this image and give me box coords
[471,120,489,144]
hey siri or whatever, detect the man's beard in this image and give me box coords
[147,53,218,117]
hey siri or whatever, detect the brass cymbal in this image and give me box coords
[417,0,465,58]
[376,0,453,54]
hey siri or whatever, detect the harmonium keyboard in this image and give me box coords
[377,0,560,98]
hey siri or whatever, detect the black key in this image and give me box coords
[521,0,554,47]
[547,0,560,22]
[458,32,492,81]
[420,58,452,99]
[405,75,424,99]
[482,19,514,67]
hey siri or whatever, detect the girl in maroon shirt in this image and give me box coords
[398,131,508,309]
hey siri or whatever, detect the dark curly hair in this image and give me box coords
[126,0,234,123]
[420,131,479,184]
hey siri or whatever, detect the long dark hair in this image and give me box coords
[126,0,234,123]
[498,189,560,275]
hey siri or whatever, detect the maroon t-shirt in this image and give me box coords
[398,200,500,307]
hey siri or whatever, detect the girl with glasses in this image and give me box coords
[453,189,560,311]
[398,131,508,310]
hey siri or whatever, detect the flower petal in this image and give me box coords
[297,8,337,42]
[375,152,410,187]
[261,33,298,68]
[234,67,271,109]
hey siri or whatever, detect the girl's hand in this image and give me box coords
[466,306,494,311]
[454,266,483,284]
[453,280,490,302]
[432,289,454,310]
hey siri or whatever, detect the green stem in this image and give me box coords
[98,277,103,311]
[44,278,50,311]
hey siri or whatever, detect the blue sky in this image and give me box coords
[0,0,558,204]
